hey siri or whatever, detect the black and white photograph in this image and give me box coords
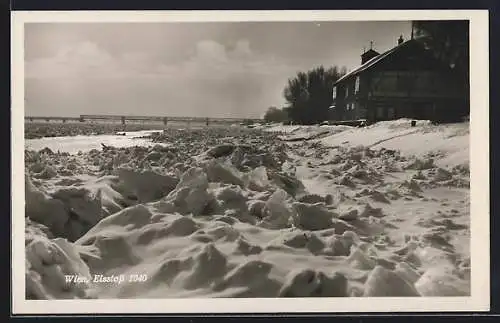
[11,10,490,314]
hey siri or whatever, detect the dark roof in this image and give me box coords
[334,39,423,85]
[361,48,380,58]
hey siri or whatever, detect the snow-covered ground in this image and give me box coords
[24,120,470,299]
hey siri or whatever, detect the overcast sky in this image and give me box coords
[24,21,412,118]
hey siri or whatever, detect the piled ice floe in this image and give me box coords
[25,220,97,299]
[24,120,471,299]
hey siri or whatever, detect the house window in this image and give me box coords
[355,76,360,93]
[332,86,337,100]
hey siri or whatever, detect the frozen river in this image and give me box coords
[24,130,164,154]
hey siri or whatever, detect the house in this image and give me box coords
[330,36,468,123]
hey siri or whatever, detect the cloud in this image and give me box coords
[194,40,227,63]
[25,41,118,78]
[25,39,292,80]
[24,39,294,118]
[25,41,168,79]
[23,21,414,118]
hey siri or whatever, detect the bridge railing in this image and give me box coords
[79,115,262,122]
[25,115,264,125]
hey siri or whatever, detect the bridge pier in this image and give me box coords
[163,117,168,126]
[121,116,126,125]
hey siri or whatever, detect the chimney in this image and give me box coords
[398,35,404,45]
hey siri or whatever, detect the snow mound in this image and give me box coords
[113,168,179,203]
[319,119,469,168]
[26,235,95,299]
[279,269,348,297]
[363,265,420,297]
[415,266,470,296]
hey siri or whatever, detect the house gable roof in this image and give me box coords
[361,48,380,64]
[333,39,431,86]
[361,48,380,58]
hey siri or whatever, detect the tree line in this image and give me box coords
[263,20,469,125]
[263,65,346,125]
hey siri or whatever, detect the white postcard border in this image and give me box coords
[11,9,490,314]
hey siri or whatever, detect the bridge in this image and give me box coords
[24,116,82,123]
[24,115,264,126]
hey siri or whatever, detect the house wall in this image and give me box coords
[333,75,367,121]
[369,71,460,98]
[364,68,466,122]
